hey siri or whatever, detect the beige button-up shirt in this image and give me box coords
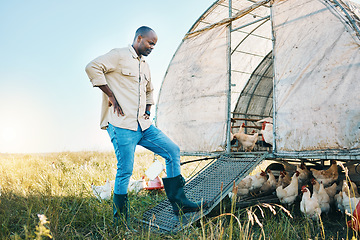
[85,45,155,131]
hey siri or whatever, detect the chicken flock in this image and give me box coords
[230,160,360,221]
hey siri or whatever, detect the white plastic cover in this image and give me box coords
[156,0,272,153]
[157,0,360,155]
[156,26,229,152]
[272,0,360,153]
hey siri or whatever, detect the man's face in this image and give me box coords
[137,31,158,57]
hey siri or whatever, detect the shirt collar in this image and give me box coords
[128,45,146,62]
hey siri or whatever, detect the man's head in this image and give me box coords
[132,26,157,57]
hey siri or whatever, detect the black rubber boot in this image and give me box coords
[113,193,130,230]
[162,175,203,216]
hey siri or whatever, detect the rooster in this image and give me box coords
[310,160,338,187]
[234,124,259,152]
[300,186,322,220]
[92,179,112,201]
[276,171,300,206]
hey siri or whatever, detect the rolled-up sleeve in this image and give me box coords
[85,49,120,87]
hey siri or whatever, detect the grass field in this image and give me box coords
[0,151,358,239]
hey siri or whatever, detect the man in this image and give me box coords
[85,26,203,229]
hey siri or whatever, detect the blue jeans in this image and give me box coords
[107,123,181,195]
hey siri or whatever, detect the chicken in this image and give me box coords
[249,170,268,191]
[324,182,337,201]
[281,161,298,173]
[234,175,252,196]
[51,161,56,170]
[310,160,338,187]
[233,123,244,151]
[92,179,112,201]
[234,170,267,197]
[313,182,330,214]
[260,122,273,146]
[260,169,277,193]
[297,164,310,185]
[276,170,291,188]
[342,191,360,215]
[230,132,237,145]
[342,180,360,198]
[276,171,300,206]
[234,123,258,152]
[300,186,322,220]
[128,176,146,193]
[311,178,337,203]
[335,191,345,213]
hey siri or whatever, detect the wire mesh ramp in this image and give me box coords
[141,152,269,233]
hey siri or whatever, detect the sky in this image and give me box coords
[0,0,213,153]
[1,0,360,154]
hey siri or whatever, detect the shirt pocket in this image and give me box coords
[121,68,137,78]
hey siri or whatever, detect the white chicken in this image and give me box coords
[313,182,330,214]
[311,178,337,203]
[300,186,322,221]
[276,171,300,206]
[310,160,338,187]
[128,176,146,193]
[234,123,258,152]
[92,179,112,201]
[233,170,267,197]
[342,191,360,215]
[260,122,273,146]
[260,169,277,193]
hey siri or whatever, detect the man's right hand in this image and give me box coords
[98,84,124,117]
[108,96,124,116]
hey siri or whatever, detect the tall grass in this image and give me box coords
[0,151,355,239]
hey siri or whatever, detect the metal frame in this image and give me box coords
[330,0,360,38]
[142,152,269,233]
[226,0,233,153]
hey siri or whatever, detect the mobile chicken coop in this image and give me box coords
[142,0,360,232]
